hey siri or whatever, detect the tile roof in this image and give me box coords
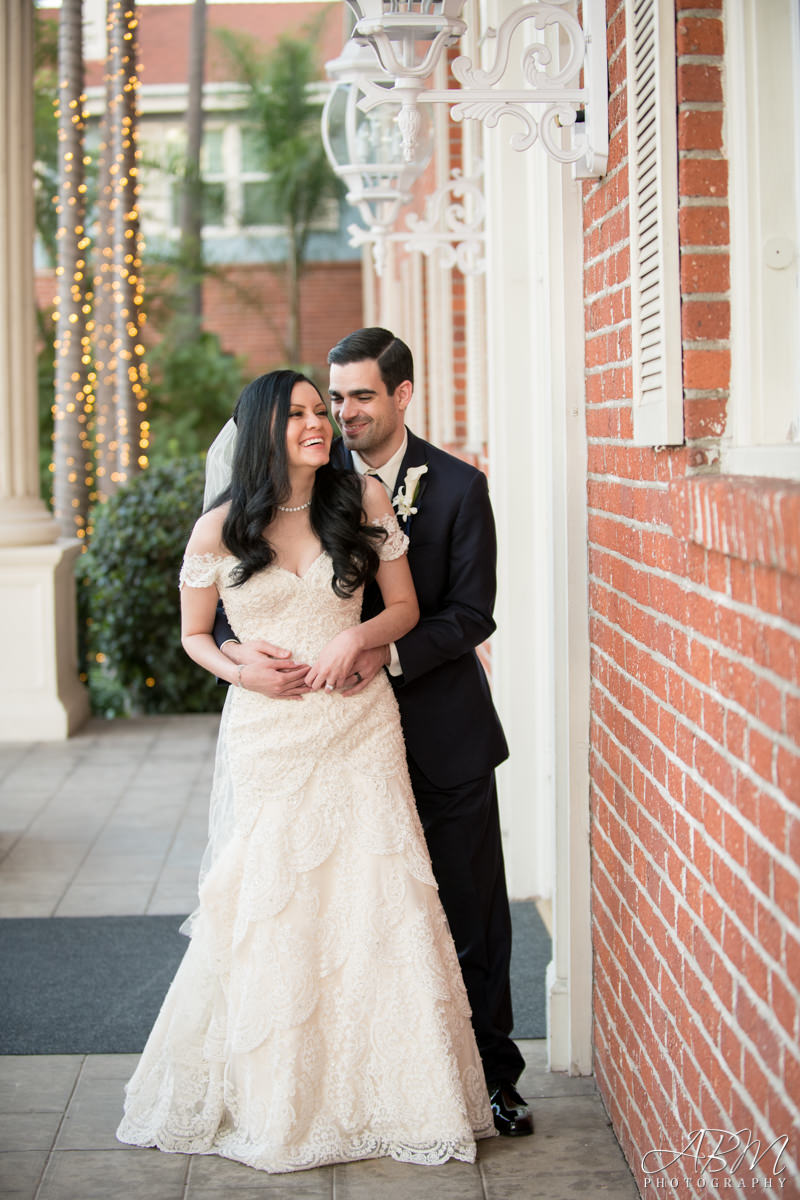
[38,2,348,88]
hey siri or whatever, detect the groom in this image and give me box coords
[219,329,531,1137]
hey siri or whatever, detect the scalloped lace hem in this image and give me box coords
[115,1123,496,1173]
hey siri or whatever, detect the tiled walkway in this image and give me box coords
[0,716,640,1199]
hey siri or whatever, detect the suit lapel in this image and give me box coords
[392,429,429,537]
[333,431,429,535]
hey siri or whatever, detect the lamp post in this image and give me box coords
[339,0,608,175]
[321,40,434,270]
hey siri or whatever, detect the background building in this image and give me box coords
[36,0,365,379]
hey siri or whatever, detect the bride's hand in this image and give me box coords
[305,629,364,693]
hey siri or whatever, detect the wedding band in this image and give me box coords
[325,684,334,693]
[354,671,362,684]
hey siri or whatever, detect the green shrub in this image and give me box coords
[79,456,226,717]
[145,329,246,464]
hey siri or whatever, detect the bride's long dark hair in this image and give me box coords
[217,370,384,597]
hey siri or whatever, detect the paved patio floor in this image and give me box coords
[0,715,640,1199]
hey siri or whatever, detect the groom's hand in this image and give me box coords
[339,646,390,696]
[222,639,311,699]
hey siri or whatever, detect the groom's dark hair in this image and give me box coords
[328,327,414,395]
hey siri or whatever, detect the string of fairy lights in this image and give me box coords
[52,2,149,541]
[52,1,94,540]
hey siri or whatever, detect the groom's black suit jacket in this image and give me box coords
[332,430,508,789]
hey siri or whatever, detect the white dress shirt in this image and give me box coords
[350,432,409,676]
[349,431,408,498]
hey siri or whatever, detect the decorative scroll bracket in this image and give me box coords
[354,0,608,178]
[347,166,487,276]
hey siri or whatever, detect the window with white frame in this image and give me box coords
[198,127,226,228]
[165,124,337,234]
[724,0,800,479]
[239,126,282,227]
[168,126,228,230]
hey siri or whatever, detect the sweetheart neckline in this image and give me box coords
[187,549,328,582]
[271,550,327,582]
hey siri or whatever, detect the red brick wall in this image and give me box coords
[200,262,363,382]
[36,261,363,386]
[584,2,800,1194]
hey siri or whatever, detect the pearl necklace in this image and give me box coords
[277,500,311,512]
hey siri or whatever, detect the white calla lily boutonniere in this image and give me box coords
[393,464,428,524]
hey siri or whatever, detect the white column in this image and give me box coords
[0,0,89,739]
[484,0,553,903]
[425,85,455,448]
[545,168,592,1077]
[482,0,592,1073]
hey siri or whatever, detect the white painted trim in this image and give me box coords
[424,69,455,448]
[361,244,377,327]
[721,444,800,481]
[725,0,800,464]
[408,250,430,438]
[0,541,89,740]
[460,20,488,453]
[547,169,592,1076]
[625,0,683,446]
[486,84,551,905]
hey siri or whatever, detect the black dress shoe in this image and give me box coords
[488,1082,534,1136]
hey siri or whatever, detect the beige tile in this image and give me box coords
[54,881,153,918]
[38,1148,189,1199]
[146,883,197,915]
[0,1057,83,1115]
[55,1057,137,1152]
[188,1187,330,1199]
[91,830,174,859]
[0,897,62,917]
[1,840,87,875]
[333,1154,484,1200]
[0,832,21,857]
[0,1150,50,1198]
[0,795,50,826]
[0,1109,62,1151]
[22,811,107,843]
[79,1054,140,1079]
[0,873,67,917]
[515,1041,597,1100]
[72,854,164,887]
[0,745,33,770]
[479,1096,637,1198]
[187,1153,333,1195]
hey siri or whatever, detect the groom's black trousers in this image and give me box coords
[407,759,525,1088]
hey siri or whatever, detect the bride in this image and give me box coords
[116,369,494,1173]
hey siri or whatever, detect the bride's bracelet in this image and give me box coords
[237,663,246,689]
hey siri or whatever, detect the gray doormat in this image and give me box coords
[0,902,550,1054]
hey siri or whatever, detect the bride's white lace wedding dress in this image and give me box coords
[116,516,495,1173]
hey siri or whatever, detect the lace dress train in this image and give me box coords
[116,518,495,1173]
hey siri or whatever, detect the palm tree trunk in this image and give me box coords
[102,0,148,490]
[178,0,207,339]
[286,223,301,365]
[53,0,91,537]
[92,85,116,500]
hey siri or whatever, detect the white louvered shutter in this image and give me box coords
[625,0,684,445]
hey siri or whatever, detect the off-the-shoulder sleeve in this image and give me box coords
[179,553,226,589]
[371,511,409,562]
